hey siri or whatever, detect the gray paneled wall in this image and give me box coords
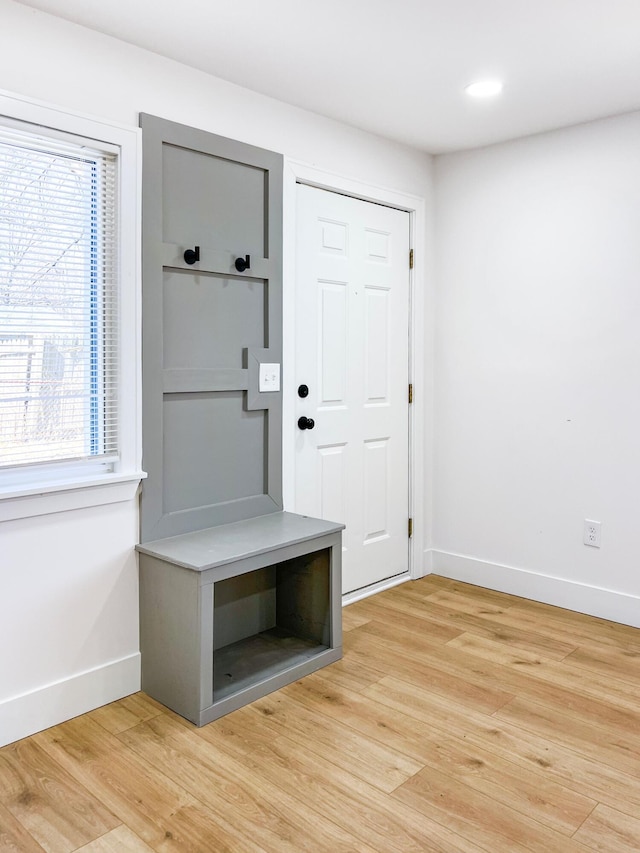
[140,115,283,542]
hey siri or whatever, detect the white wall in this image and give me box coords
[0,2,431,194]
[433,111,640,626]
[0,0,433,745]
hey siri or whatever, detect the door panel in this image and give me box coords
[162,392,266,513]
[162,143,266,256]
[319,282,348,403]
[295,185,410,594]
[162,271,266,369]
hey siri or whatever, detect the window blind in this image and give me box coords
[0,127,118,470]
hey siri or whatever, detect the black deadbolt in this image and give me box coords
[298,417,315,431]
[298,384,309,398]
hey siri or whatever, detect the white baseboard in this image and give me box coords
[426,549,640,629]
[0,653,141,747]
[420,547,434,577]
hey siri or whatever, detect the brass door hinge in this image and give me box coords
[408,518,413,538]
[409,248,414,269]
[408,383,413,404]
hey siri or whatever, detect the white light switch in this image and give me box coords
[259,363,280,392]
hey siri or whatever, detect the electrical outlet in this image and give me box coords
[583,519,601,548]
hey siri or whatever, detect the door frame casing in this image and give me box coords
[282,159,427,588]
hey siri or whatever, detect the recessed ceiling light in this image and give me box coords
[465,80,504,98]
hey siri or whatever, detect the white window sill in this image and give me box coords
[0,471,147,522]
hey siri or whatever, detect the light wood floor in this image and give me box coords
[2,575,640,852]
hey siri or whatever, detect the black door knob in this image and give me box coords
[298,416,315,431]
[298,384,309,398]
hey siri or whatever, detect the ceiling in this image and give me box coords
[16,0,640,153]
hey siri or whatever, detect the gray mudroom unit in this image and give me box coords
[136,114,343,726]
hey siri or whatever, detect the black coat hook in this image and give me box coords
[235,254,251,273]
[184,246,200,265]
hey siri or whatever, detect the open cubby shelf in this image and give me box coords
[213,629,329,703]
[137,512,343,726]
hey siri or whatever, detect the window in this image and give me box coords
[0,128,118,470]
[0,93,141,516]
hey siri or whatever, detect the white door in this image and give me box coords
[294,184,411,594]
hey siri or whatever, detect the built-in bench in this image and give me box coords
[137,512,343,726]
[138,118,343,726]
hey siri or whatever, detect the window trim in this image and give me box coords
[0,89,144,518]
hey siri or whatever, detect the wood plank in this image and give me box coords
[341,605,372,632]
[118,717,364,853]
[397,574,457,595]
[345,612,636,738]
[34,715,259,852]
[350,597,464,644]
[414,732,594,836]
[495,696,640,777]
[86,693,165,735]
[368,588,579,660]
[428,578,530,608]
[446,632,640,730]
[344,629,515,714]
[193,721,383,853]
[245,691,424,793]
[314,654,387,692]
[573,803,640,852]
[564,643,640,687]
[291,668,605,841]
[354,600,631,726]
[386,577,516,608]
[260,729,586,853]
[393,765,594,853]
[414,586,513,617]
[357,677,596,835]
[360,673,640,819]
[74,825,155,852]
[149,804,266,853]
[507,594,640,641]
[283,670,455,754]
[195,704,283,757]
[355,587,488,634]
[357,613,574,668]
[404,579,600,653]
[203,717,488,853]
[489,597,640,653]
[0,801,45,852]
[0,738,119,853]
